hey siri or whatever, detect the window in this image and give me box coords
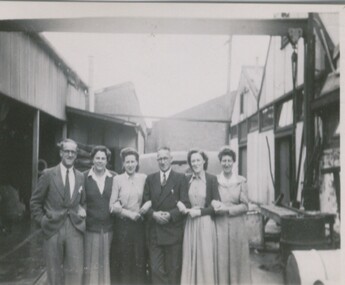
[239,146,247,178]
[240,93,244,114]
[230,125,238,138]
[239,120,248,143]
[296,90,304,121]
[260,105,274,131]
[248,113,259,132]
[240,87,249,115]
[276,99,293,129]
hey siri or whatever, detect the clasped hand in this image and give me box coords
[110,202,142,221]
[139,201,152,215]
[188,209,201,218]
[153,211,170,224]
[211,200,228,215]
[109,201,122,214]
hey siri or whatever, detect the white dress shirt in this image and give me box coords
[60,163,75,198]
[88,168,112,194]
[160,168,172,185]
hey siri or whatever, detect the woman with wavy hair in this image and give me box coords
[213,146,251,284]
[180,149,219,285]
[109,147,151,285]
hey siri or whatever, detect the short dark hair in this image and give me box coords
[59,138,78,151]
[218,146,236,162]
[90,145,111,162]
[187,148,208,171]
[157,146,171,153]
[120,147,140,172]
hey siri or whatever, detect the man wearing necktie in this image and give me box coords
[142,147,190,285]
[30,138,86,285]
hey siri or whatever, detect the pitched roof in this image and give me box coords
[94,82,147,133]
[170,91,237,122]
[241,65,264,99]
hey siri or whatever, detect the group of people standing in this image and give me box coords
[30,138,251,285]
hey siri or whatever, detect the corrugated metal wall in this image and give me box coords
[0,32,86,120]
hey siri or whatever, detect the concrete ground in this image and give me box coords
[0,221,284,285]
[250,244,284,285]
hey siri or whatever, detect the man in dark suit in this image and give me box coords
[30,138,86,285]
[143,146,190,285]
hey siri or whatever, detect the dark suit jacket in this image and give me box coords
[30,164,85,239]
[143,170,190,246]
[186,172,220,216]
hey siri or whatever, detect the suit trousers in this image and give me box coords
[44,217,84,285]
[148,230,182,285]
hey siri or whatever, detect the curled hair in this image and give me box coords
[59,138,78,151]
[90,145,111,162]
[120,147,139,172]
[187,148,208,171]
[218,146,236,162]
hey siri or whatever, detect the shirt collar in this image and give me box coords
[60,163,73,174]
[218,171,238,184]
[124,172,136,180]
[160,168,172,179]
[88,167,112,178]
[190,171,206,183]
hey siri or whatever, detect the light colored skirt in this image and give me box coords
[181,215,218,285]
[215,215,251,285]
[84,230,113,285]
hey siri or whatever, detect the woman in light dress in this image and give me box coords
[180,149,219,285]
[212,146,252,285]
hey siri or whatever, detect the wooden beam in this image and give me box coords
[0,17,308,36]
[31,110,40,193]
[311,90,339,112]
[303,13,317,210]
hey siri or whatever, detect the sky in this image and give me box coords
[42,32,270,119]
[1,1,340,122]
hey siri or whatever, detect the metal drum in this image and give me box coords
[280,215,328,264]
[285,249,340,285]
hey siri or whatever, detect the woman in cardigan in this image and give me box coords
[213,146,251,285]
[109,147,151,285]
[180,149,220,285]
[84,145,115,285]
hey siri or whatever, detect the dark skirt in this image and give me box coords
[110,217,148,285]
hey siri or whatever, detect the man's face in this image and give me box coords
[60,141,77,168]
[157,149,172,172]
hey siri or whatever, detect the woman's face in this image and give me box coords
[93,151,107,173]
[123,154,138,176]
[190,152,205,175]
[220,155,234,175]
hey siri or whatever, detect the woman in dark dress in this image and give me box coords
[84,145,114,285]
[109,147,151,285]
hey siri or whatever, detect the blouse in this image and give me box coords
[110,172,147,212]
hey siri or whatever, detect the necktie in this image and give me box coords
[162,172,167,187]
[65,169,71,203]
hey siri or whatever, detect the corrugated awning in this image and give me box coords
[66,106,137,127]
